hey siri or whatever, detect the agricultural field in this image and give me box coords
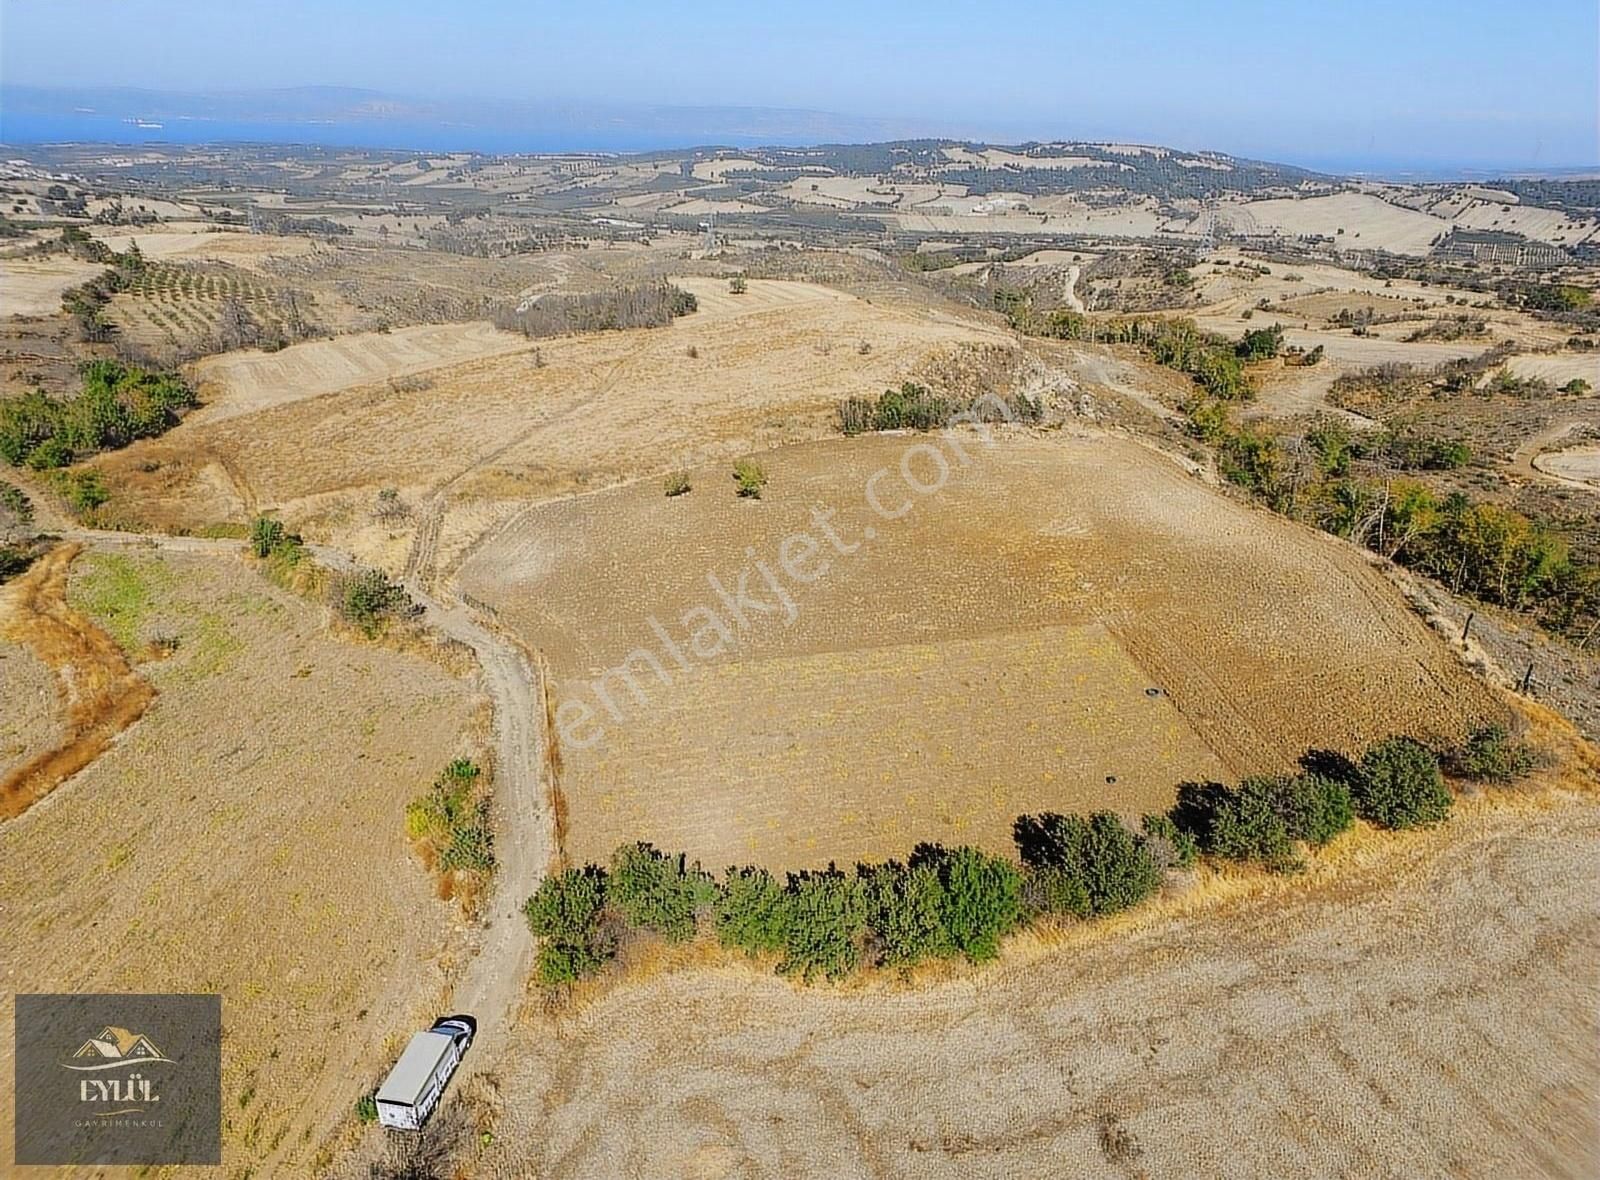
[190,320,538,421]
[0,545,482,1176]
[91,277,1009,569]
[459,432,1502,871]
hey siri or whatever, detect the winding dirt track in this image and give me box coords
[1512,418,1600,494]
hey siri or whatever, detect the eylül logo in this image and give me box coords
[62,1024,175,1117]
[14,994,221,1165]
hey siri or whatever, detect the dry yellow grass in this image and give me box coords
[93,278,1006,564]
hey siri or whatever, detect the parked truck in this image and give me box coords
[374,1015,476,1131]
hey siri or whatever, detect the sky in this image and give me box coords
[2,0,1596,170]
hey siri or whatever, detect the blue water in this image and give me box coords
[0,112,793,154]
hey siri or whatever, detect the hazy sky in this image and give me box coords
[3,0,1596,167]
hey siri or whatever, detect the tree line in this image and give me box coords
[491,282,698,339]
[837,381,1044,435]
[522,728,1530,986]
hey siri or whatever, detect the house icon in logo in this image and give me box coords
[65,1027,171,1070]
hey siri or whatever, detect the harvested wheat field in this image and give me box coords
[459,431,1502,871]
[98,278,1007,563]
[0,546,481,1176]
[190,320,539,422]
[470,783,1600,1180]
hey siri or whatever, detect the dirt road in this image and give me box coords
[1512,418,1600,494]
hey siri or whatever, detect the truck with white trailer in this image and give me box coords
[374,1015,476,1131]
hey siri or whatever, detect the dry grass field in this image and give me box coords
[0,546,482,1175]
[1540,445,1600,489]
[469,780,1600,1180]
[0,254,105,316]
[459,432,1502,871]
[0,636,64,772]
[190,320,537,421]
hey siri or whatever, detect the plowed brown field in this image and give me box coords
[460,431,1503,871]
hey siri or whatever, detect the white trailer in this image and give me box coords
[375,1016,475,1131]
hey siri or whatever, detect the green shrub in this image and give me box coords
[405,759,494,875]
[714,866,788,956]
[662,471,692,497]
[1275,772,1355,846]
[1022,864,1093,918]
[729,275,748,295]
[1171,772,1353,871]
[523,865,614,984]
[1354,737,1451,828]
[837,396,874,436]
[337,567,414,636]
[0,480,32,525]
[1446,724,1538,785]
[249,515,286,558]
[861,859,952,966]
[1013,812,1162,915]
[355,1093,378,1124]
[732,459,768,499]
[915,844,1022,962]
[1236,323,1285,361]
[49,467,109,517]
[777,869,866,982]
[607,842,714,943]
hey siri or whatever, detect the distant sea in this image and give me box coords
[0,112,819,155]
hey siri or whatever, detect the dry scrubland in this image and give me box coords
[96,277,1007,569]
[460,433,1502,871]
[475,781,1600,1180]
[0,547,480,1175]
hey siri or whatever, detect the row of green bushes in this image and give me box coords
[0,360,194,470]
[522,729,1530,986]
[837,381,1045,435]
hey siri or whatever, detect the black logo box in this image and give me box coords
[14,993,221,1166]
